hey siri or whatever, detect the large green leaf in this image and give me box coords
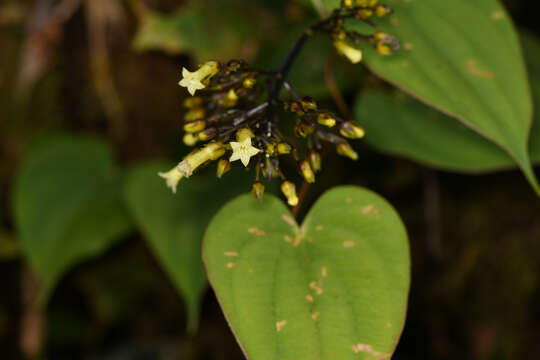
[204,187,410,359]
[124,162,253,333]
[315,0,538,192]
[355,91,540,172]
[12,134,133,301]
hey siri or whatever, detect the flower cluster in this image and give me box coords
[159,1,397,206]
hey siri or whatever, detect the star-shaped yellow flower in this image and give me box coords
[179,68,206,96]
[229,137,261,167]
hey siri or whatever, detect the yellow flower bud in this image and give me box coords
[317,113,336,128]
[334,40,363,64]
[295,121,315,138]
[216,159,231,178]
[281,181,299,206]
[252,182,265,200]
[183,133,198,146]
[356,0,369,7]
[243,78,256,88]
[277,143,292,155]
[198,128,217,141]
[184,108,205,122]
[368,0,380,7]
[337,143,359,160]
[301,97,317,111]
[308,150,322,173]
[266,144,276,156]
[342,0,354,9]
[183,97,203,109]
[236,128,255,142]
[373,31,390,43]
[376,42,392,56]
[356,9,373,20]
[375,4,390,17]
[340,122,365,139]
[299,161,316,183]
[184,119,206,133]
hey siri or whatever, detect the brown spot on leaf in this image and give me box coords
[362,205,374,214]
[315,225,324,231]
[227,262,236,268]
[491,10,504,20]
[306,294,314,302]
[248,227,266,236]
[467,59,495,79]
[321,267,328,277]
[343,241,355,248]
[404,42,414,51]
[224,251,238,257]
[345,197,353,204]
[276,320,287,332]
[311,312,319,320]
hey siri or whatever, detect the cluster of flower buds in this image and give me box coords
[333,0,399,62]
[159,2,398,206]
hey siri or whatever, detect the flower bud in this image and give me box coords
[266,144,276,156]
[183,133,198,146]
[356,9,373,20]
[252,182,265,200]
[375,4,390,17]
[339,122,365,139]
[277,143,292,155]
[281,181,299,206]
[184,119,206,133]
[342,0,354,9]
[243,78,256,88]
[183,97,203,109]
[317,113,336,128]
[198,127,217,141]
[376,42,392,56]
[334,40,363,64]
[301,97,317,111]
[216,159,231,178]
[368,0,380,7]
[236,127,255,142]
[308,150,322,173]
[299,161,315,183]
[337,143,359,160]
[184,108,205,122]
[295,121,315,138]
[356,0,369,7]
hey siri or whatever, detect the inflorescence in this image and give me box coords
[159,0,398,206]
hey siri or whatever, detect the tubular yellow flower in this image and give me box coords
[216,159,231,178]
[281,181,299,206]
[229,137,261,167]
[277,143,292,155]
[317,113,337,128]
[299,161,316,183]
[183,133,198,146]
[334,40,363,64]
[158,166,185,194]
[177,142,225,178]
[340,122,366,139]
[178,61,220,96]
[308,150,322,173]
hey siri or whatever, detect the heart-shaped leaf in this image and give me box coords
[314,0,538,192]
[12,134,133,302]
[204,186,410,359]
[124,161,253,333]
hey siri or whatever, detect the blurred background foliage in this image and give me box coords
[1,0,540,359]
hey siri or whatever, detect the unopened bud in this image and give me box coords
[334,40,363,64]
[317,113,336,128]
[185,108,205,122]
[183,97,203,109]
[375,4,390,17]
[340,122,365,139]
[183,133,198,146]
[277,143,292,155]
[198,127,217,141]
[184,119,206,133]
[243,78,256,88]
[281,181,299,206]
[342,0,354,9]
[337,143,359,160]
[252,182,265,200]
[356,9,373,20]
[266,144,276,156]
[299,161,316,183]
[295,121,315,138]
[216,159,231,178]
[376,42,392,56]
[301,97,317,111]
[236,128,255,142]
[308,150,322,173]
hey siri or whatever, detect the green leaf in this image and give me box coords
[133,0,263,61]
[204,187,410,359]
[316,0,539,192]
[124,161,253,333]
[355,90,540,172]
[13,134,133,302]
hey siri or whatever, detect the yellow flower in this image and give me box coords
[178,61,219,96]
[334,40,363,64]
[158,167,184,194]
[229,137,261,167]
